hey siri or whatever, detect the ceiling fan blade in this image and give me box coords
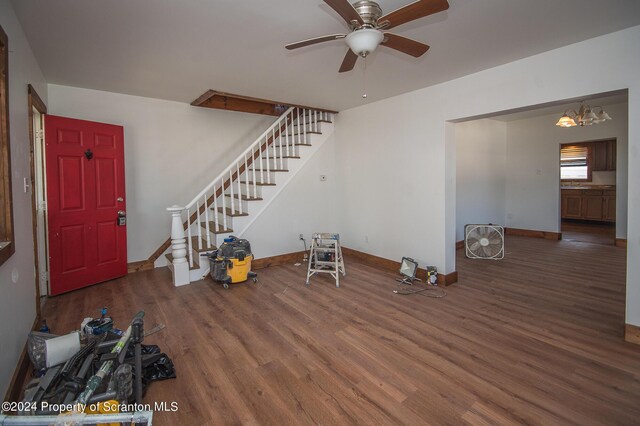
[377,0,449,30]
[381,33,430,57]
[285,34,346,50]
[324,0,364,26]
[339,49,358,73]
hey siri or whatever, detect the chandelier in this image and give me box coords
[556,102,612,127]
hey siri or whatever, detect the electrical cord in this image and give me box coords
[393,284,447,298]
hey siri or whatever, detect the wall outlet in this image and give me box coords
[299,233,304,240]
[319,175,327,181]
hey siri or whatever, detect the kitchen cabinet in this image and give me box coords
[561,191,582,219]
[561,188,615,222]
[590,140,616,172]
[582,190,604,220]
[603,191,616,222]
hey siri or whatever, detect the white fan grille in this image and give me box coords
[465,224,505,259]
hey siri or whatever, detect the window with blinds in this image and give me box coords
[560,145,589,180]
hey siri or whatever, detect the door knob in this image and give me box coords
[117,197,124,202]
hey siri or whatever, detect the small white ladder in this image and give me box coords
[305,233,345,287]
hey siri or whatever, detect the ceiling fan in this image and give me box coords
[285,0,449,73]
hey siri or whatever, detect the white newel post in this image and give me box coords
[167,205,190,286]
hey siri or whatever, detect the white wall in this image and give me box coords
[455,119,507,241]
[241,133,339,259]
[0,0,48,397]
[47,85,275,262]
[504,102,628,237]
[336,25,640,326]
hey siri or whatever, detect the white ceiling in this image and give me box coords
[10,0,640,111]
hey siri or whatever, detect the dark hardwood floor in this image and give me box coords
[561,220,616,245]
[41,236,638,425]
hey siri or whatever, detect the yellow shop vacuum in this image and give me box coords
[209,236,258,289]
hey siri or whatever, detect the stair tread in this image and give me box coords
[274,143,312,147]
[190,236,216,253]
[165,253,200,270]
[286,131,321,136]
[294,119,331,125]
[211,207,249,217]
[201,222,234,234]
[248,168,289,172]
[239,180,276,186]
[229,194,263,201]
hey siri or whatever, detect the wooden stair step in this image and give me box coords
[211,207,249,217]
[273,143,312,147]
[262,155,300,159]
[248,168,289,172]
[228,194,263,201]
[294,119,331,125]
[239,180,276,186]
[190,236,216,253]
[201,222,234,234]
[165,253,200,270]
[286,131,321,136]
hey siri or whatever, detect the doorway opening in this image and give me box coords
[28,85,48,310]
[560,139,617,246]
[451,89,629,342]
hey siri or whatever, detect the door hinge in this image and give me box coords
[36,129,44,141]
[40,270,48,283]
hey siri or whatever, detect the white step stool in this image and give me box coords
[305,233,346,287]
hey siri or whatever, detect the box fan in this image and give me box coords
[464,224,504,259]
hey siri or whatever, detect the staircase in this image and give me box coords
[165,107,335,286]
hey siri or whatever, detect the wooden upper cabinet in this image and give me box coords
[606,140,616,171]
[591,139,616,172]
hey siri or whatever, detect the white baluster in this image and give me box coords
[315,110,319,132]
[213,185,219,241]
[167,205,189,286]
[299,108,304,145]
[276,127,282,170]
[266,135,271,184]
[294,108,298,148]
[204,194,210,249]
[258,139,264,196]
[237,162,243,215]
[196,201,202,248]
[252,147,257,198]
[286,111,291,158]
[244,154,249,207]
[302,108,306,144]
[187,208,194,268]
[221,178,227,231]
[229,169,235,215]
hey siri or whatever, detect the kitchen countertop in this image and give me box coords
[561,185,616,190]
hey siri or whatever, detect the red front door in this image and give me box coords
[45,115,127,295]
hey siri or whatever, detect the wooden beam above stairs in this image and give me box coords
[191,90,339,116]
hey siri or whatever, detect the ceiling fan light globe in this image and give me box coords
[345,29,384,56]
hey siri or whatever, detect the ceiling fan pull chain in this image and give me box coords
[362,56,368,99]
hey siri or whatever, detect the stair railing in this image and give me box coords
[168,107,330,269]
